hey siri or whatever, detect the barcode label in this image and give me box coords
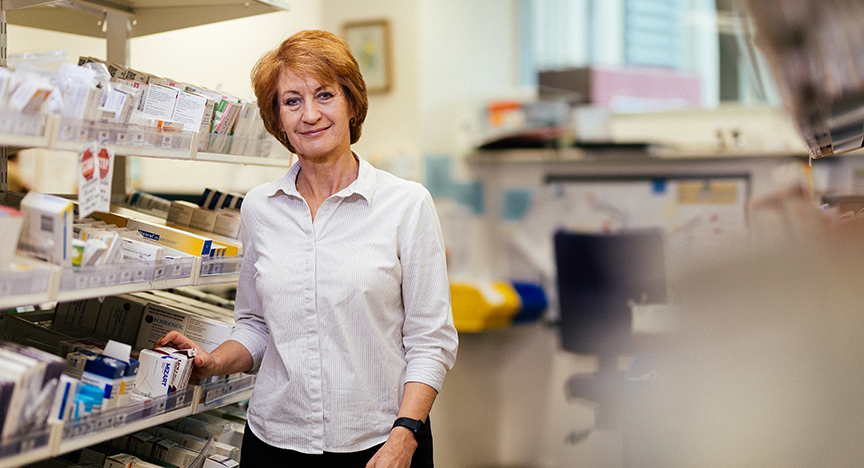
[40,214,54,233]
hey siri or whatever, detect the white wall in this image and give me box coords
[319,1,423,180]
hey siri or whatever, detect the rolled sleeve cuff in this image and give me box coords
[228,327,267,374]
[404,359,451,393]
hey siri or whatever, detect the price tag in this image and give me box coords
[116,133,128,145]
[161,134,174,148]
[75,275,88,290]
[133,269,145,282]
[120,270,133,283]
[88,275,101,288]
[78,128,89,141]
[131,132,145,146]
[98,130,110,142]
[154,266,165,280]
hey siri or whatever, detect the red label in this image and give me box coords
[98,147,111,179]
[81,149,95,181]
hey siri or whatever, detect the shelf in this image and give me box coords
[55,256,197,302]
[0,377,255,464]
[0,252,248,308]
[0,424,55,468]
[0,114,290,166]
[0,110,53,149]
[53,118,197,159]
[5,0,291,39]
[194,256,243,286]
[191,374,255,414]
[0,256,59,310]
[58,388,194,455]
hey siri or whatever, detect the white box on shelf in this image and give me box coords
[18,192,74,266]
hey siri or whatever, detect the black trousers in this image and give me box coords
[240,419,434,467]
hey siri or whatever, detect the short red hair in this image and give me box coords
[251,30,369,153]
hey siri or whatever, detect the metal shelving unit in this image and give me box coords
[0,1,284,463]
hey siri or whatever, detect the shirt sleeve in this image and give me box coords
[399,186,459,391]
[228,203,270,373]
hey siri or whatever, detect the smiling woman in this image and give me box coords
[155,30,458,468]
[275,72,354,165]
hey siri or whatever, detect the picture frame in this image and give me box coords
[343,19,392,93]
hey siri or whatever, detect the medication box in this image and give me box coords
[18,192,74,266]
[136,302,233,353]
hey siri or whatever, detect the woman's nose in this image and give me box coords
[301,100,321,123]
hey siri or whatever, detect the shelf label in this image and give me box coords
[131,132,145,146]
[133,269,146,282]
[88,275,101,288]
[98,130,110,142]
[116,133,128,145]
[154,266,165,280]
[120,270,133,283]
[75,275,88,290]
[161,134,174,148]
[78,128,89,141]
[104,272,117,286]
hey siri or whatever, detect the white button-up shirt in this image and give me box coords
[228,155,458,454]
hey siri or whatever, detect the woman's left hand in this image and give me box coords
[366,427,418,468]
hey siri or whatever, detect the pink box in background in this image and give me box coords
[539,66,702,111]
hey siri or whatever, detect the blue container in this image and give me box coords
[511,282,547,324]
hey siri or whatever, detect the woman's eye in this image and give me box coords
[284,98,300,107]
[317,92,334,101]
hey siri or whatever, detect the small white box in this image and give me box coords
[166,200,198,227]
[135,349,178,397]
[104,453,140,468]
[151,438,178,462]
[189,207,218,232]
[212,211,241,239]
[18,192,74,266]
[166,445,199,468]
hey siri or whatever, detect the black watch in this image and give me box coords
[392,417,427,440]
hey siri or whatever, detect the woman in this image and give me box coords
[156,30,458,467]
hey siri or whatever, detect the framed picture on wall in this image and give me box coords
[343,19,392,93]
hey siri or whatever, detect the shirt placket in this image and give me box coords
[302,198,325,451]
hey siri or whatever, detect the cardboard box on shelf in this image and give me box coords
[136,301,233,354]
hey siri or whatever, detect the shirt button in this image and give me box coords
[321,203,330,211]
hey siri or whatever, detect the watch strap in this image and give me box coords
[392,417,425,439]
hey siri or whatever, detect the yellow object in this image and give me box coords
[450,281,521,332]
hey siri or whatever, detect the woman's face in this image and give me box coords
[276,70,355,161]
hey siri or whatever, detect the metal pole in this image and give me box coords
[1,0,9,193]
[105,10,129,200]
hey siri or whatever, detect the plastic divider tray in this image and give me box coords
[57,257,195,296]
[55,118,195,155]
[196,256,243,285]
[0,262,54,309]
[58,388,194,456]
[194,374,256,413]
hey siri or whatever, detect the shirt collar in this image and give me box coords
[264,152,376,204]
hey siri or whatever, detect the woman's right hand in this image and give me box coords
[154,331,214,381]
